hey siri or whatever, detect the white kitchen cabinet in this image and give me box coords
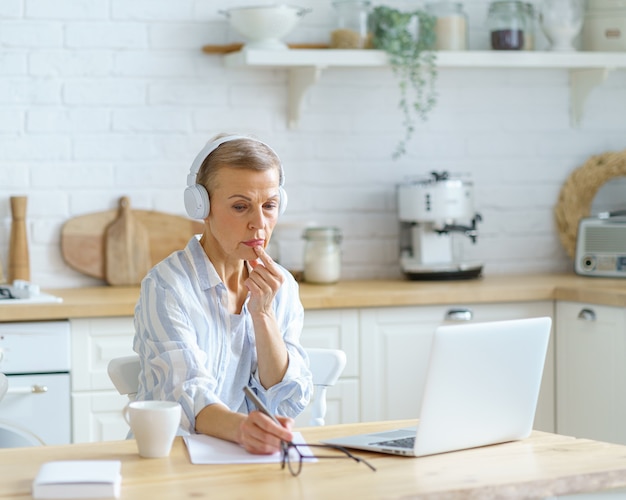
[296,308,360,427]
[70,300,556,441]
[70,317,135,443]
[359,301,556,432]
[556,301,626,444]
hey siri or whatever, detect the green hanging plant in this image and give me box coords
[369,6,438,159]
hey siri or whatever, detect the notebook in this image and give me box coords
[32,460,121,499]
[323,316,552,457]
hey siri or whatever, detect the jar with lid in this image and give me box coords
[330,0,372,49]
[487,0,527,50]
[425,2,469,50]
[302,227,342,284]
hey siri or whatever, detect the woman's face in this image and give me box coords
[205,166,281,262]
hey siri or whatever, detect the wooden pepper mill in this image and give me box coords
[8,196,30,282]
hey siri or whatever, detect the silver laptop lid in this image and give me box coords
[413,316,551,456]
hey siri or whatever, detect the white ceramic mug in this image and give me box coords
[123,400,182,458]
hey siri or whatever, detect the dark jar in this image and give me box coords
[487,0,526,50]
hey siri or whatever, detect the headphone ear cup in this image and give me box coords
[279,186,288,216]
[184,184,210,219]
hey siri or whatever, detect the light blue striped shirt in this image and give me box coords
[133,237,312,434]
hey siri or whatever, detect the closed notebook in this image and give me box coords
[32,460,121,499]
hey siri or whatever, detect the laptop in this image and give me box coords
[322,316,552,457]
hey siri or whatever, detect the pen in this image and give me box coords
[243,386,290,453]
[243,386,282,426]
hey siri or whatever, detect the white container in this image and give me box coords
[302,227,342,284]
[540,0,584,52]
[219,5,311,50]
[582,0,626,51]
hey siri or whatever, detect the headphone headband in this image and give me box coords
[187,135,284,187]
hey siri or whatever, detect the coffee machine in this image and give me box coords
[397,171,483,280]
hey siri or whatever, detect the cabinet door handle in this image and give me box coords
[444,308,473,322]
[7,384,48,395]
[577,308,596,321]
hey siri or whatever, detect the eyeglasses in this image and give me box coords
[280,441,377,477]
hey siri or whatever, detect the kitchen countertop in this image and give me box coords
[0,273,625,322]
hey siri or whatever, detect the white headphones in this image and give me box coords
[183,135,288,219]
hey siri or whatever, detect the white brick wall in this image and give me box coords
[0,0,625,288]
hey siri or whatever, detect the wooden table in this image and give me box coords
[3,420,626,499]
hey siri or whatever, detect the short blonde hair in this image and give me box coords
[196,134,282,196]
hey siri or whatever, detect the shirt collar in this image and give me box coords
[186,236,223,291]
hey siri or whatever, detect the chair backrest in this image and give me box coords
[107,347,346,426]
[107,355,141,401]
[306,348,346,426]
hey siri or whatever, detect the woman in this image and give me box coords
[133,134,312,455]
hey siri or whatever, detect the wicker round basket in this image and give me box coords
[555,149,626,259]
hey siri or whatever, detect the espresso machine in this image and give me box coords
[397,171,483,280]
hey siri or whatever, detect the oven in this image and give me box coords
[0,320,71,447]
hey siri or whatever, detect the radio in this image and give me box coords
[575,213,626,277]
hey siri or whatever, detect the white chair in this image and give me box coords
[107,348,346,426]
[0,373,7,401]
[305,348,346,426]
[107,355,142,401]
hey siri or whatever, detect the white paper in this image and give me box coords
[183,431,317,465]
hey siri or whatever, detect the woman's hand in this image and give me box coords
[238,411,294,455]
[245,246,285,317]
[245,245,289,389]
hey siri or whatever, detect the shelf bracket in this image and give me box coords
[287,66,322,130]
[570,68,610,127]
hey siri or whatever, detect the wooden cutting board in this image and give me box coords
[105,197,151,286]
[61,198,204,284]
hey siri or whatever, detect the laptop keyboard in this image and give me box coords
[370,436,416,449]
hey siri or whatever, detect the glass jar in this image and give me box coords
[523,2,536,50]
[487,0,526,50]
[330,0,372,49]
[302,227,342,284]
[425,2,469,50]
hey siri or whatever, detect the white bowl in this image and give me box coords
[221,4,311,50]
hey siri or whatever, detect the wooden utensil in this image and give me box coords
[104,197,151,286]
[8,196,30,282]
[61,199,204,283]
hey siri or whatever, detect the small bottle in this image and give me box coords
[330,0,371,49]
[487,0,526,50]
[425,2,469,50]
[302,227,342,284]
